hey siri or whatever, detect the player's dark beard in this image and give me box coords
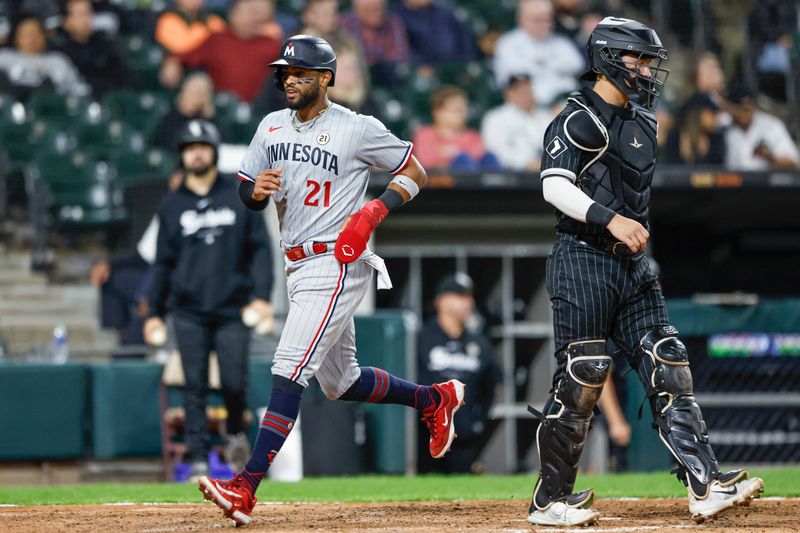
[187,163,214,176]
[287,83,320,110]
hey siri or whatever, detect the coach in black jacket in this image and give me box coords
[145,120,273,477]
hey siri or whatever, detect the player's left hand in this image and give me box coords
[335,200,389,263]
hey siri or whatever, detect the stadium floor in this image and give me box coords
[1,498,797,532]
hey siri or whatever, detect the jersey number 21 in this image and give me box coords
[304,179,331,207]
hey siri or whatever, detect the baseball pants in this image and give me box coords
[271,252,375,399]
[172,312,251,462]
[546,233,670,384]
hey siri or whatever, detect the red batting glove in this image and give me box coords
[335,200,389,263]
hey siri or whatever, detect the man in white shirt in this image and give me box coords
[481,73,551,170]
[724,87,800,170]
[493,0,585,106]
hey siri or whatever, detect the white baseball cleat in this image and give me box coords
[527,489,600,527]
[689,469,764,523]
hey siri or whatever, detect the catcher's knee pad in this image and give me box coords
[530,340,609,511]
[635,326,719,498]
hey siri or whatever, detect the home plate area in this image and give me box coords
[0,499,796,532]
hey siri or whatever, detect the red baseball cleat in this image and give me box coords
[199,474,256,527]
[422,379,466,459]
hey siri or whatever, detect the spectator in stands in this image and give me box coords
[254,0,298,40]
[327,46,383,121]
[481,73,550,171]
[413,86,499,170]
[664,94,726,166]
[493,0,585,106]
[300,0,364,58]
[0,15,90,101]
[155,0,226,55]
[55,0,128,98]
[552,0,582,43]
[689,52,726,106]
[392,0,477,67]
[417,273,499,474]
[153,72,218,152]
[20,0,61,33]
[749,0,797,101]
[340,0,410,86]
[159,0,281,103]
[725,86,800,170]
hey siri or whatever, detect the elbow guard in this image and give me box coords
[238,180,269,211]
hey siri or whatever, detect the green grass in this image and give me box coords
[0,467,797,506]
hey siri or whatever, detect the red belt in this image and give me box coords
[285,242,329,261]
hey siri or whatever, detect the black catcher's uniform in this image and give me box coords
[530,52,727,520]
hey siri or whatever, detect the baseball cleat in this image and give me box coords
[689,469,764,523]
[527,489,600,527]
[422,379,466,459]
[199,474,256,527]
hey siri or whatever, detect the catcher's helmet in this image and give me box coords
[269,34,337,91]
[582,17,669,109]
[178,119,221,151]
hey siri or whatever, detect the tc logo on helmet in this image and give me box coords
[285,43,295,56]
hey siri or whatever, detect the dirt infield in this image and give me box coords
[1,498,797,532]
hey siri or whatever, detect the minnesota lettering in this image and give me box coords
[266,142,339,175]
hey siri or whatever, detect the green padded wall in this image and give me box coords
[0,363,87,459]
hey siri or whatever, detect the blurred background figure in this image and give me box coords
[54,0,129,98]
[417,273,499,474]
[340,0,410,87]
[254,0,298,40]
[392,0,477,68]
[664,94,725,166]
[0,15,89,101]
[159,0,281,103]
[299,0,364,57]
[327,45,383,120]
[689,52,727,106]
[493,0,584,106]
[153,72,218,152]
[144,120,274,480]
[413,85,499,171]
[748,0,797,102]
[155,0,226,55]
[481,73,550,171]
[725,86,800,170]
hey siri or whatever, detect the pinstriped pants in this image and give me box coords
[546,233,669,385]
[271,252,373,399]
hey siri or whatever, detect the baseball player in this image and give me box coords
[527,18,764,527]
[198,35,465,526]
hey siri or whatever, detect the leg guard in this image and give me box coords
[530,340,611,512]
[635,326,720,498]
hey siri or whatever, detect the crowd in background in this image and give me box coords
[0,0,798,178]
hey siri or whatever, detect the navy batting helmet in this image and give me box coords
[582,17,669,109]
[269,34,337,91]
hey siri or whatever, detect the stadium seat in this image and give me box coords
[75,119,147,160]
[32,152,127,226]
[110,147,176,186]
[123,36,167,90]
[26,91,92,127]
[214,92,258,144]
[102,90,171,140]
[0,117,77,169]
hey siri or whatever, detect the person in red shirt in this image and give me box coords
[160,0,281,103]
[412,86,499,170]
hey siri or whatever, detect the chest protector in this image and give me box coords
[557,92,658,236]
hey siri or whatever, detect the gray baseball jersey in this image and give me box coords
[238,103,411,391]
[237,103,413,246]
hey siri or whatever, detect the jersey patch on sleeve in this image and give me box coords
[546,136,568,159]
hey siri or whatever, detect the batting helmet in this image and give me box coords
[178,119,221,151]
[581,17,669,109]
[269,34,337,91]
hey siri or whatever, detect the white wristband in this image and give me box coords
[391,174,420,200]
